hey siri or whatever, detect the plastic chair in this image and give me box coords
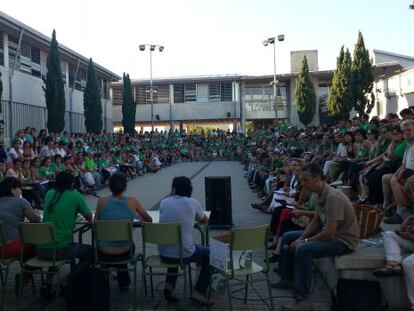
[17,223,67,310]
[93,220,140,311]
[0,221,19,310]
[140,222,192,310]
[208,224,274,311]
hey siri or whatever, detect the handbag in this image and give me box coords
[291,215,310,228]
[353,204,384,238]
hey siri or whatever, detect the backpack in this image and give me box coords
[332,278,387,311]
[65,267,110,311]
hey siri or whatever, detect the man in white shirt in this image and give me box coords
[40,139,54,157]
[387,120,414,224]
[159,176,211,305]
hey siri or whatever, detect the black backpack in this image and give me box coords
[65,267,110,311]
[332,278,387,311]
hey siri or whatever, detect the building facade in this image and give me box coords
[0,11,120,145]
[111,49,414,132]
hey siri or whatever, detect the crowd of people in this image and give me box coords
[244,110,414,310]
[0,108,414,310]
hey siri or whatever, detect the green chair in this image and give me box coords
[140,222,192,310]
[93,220,140,311]
[208,224,274,311]
[17,223,67,310]
[0,221,19,311]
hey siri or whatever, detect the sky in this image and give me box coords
[2,0,414,80]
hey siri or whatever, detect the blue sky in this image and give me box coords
[2,0,413,79]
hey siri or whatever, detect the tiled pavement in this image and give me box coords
[4,161,331,310]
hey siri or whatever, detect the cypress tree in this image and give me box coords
[83,58,102,134]
[352,31,374,116]
[43,29,66,133]
[122,73,136,134]
[295,56,316,126]
[327,46,353,120]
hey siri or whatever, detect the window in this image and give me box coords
[8,36,19,70]
[31,47,41,77]
[209,82,221,102]
[184,83,196,102]
[0,32,3,66]
[112,87,123,105]
[69,64,87,91]
[173,84,184,103]
[221,82,232,101]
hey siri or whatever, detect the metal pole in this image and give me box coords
[9,29,24,141]
[273,41,277,121]
[149,49,154,131]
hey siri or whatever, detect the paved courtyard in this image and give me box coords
[6,161,331,310]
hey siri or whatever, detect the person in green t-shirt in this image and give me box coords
[0,160,6,184]
[50,154,65,175]
[36,171,93,298]
[38,157,55,180]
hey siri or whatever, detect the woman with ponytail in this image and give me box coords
[36,170,93,298]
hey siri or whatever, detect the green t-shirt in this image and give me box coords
[40,189,91,248]
[84,157,97,170]
[50,163,64,173]
[0,172,4,184]
[39,166,53,177]
[394,141,407,159]
[96,158,109,169]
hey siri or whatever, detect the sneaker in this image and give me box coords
[330,180,343,187]
[383,214,403,224]
[282,300,314,311]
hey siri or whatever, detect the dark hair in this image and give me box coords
[172,176,193,197]
[47,171,74,212]
[400,108,413,117]
[367,128,379,139]
[109,173,127,195]
[353,129,367,140]
[0,177,22,197]
[41,157,51,166]
[301,163,325,181]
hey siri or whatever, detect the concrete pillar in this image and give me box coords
[240,81,246,133]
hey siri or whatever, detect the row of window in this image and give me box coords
[112,82,234,105]
[0,32,109,99]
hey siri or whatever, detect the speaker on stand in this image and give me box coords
[205,176,232,228]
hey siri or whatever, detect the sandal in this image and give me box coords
[373,262,402,277]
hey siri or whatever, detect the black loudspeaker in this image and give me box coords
[205,176,232,228]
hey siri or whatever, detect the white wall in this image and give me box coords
[372,68,414,119]
[112,101,241,124]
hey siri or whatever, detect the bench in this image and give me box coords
[314,242,410,310]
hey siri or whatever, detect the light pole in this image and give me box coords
[262,35,284,120]
[139,44,164,131]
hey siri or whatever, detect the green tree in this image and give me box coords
[122,73,136,134]
[327,46,353,120]
[352,31,374,116]
[83,58,102,133]
[295,56,316,126]
[43,29,66,133]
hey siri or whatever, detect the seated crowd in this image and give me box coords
[0,110,414,310]
[245,110,414,310]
